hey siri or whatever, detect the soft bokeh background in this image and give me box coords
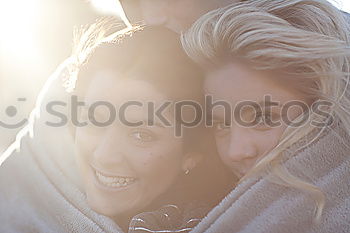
[0,0,349,153]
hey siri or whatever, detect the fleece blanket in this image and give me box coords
[190,119,350,233]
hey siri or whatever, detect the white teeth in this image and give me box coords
[95,171,135,188]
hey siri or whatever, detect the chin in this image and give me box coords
[86,193,119,217]
[230,169,244,179]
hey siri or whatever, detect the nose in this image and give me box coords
[226,128,258,163]
[92,129,124,170]
[139,0,168,25]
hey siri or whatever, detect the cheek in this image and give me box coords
[256,128,286,155]
[74,130,106,184]
[132,149,181,177]
[132,147,183,197]
[74,131,98,189]
[214,136,231,161]
[75,130,98,160]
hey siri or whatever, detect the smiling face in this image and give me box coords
[205,63,310,179]
[138,0,234,33]
[75,75,187,218]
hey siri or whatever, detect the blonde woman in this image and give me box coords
[181,0,350,232]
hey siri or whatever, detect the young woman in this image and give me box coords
[0,26,231,232]
[181,0,350,232]
[75,27,232,232]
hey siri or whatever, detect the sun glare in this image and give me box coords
[329,0,350,13]
[0,0,140,166]
[0,0,41,62]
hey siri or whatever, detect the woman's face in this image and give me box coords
[75,75,186,218]
[204,63,309,179]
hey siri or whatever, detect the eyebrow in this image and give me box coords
[83,109,169,129]
[82,101,170,128]
[239,101,281,114]
[141,120,167,128]
[210,100,280,116]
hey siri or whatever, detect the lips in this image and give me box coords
[93,169,137,189]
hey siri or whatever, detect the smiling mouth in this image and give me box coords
[94,170,137,188]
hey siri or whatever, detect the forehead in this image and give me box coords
[204,63,299,104]
[84,74,175,124]
[85,72,167,105]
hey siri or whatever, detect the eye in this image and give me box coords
[254,111,280,131]
[130,130,156,143]
[254,111,266,123]
[213,121,230,136]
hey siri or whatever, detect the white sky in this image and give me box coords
[329,0,350,13]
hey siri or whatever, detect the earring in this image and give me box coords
[185,169,190,175]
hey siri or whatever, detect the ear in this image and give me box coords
[182,152,204,173]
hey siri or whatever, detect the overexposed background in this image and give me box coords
[332,0,350,13]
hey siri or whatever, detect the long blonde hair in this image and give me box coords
[181,0,350,220]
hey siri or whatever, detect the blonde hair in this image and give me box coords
[181,0,350,220]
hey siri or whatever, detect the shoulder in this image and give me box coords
[0,142,60,232]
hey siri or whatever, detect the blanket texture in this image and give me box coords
[190,119,350,233]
